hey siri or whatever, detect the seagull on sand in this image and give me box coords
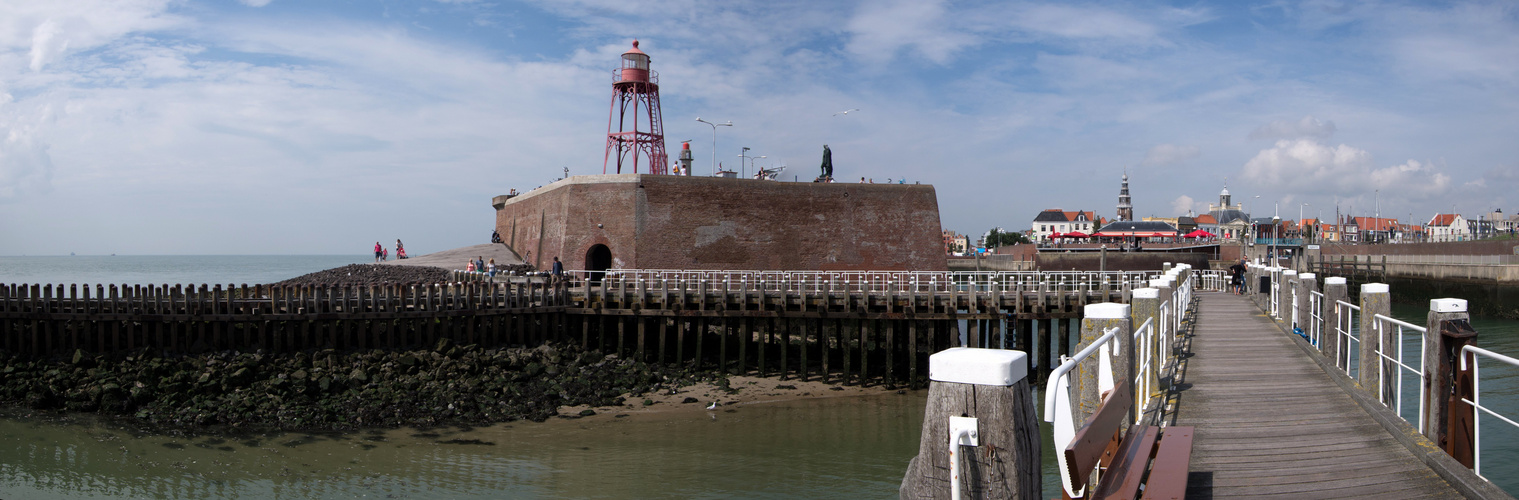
[832,108,859,116]
[706,401,719,410]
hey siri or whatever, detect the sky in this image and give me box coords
[1,0,1516,255]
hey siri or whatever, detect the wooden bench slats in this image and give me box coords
[1064,381,1133,487]
[1094,426,1159,500]
[1141,427,1195,500]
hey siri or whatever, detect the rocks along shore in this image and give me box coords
[0,341,727,432]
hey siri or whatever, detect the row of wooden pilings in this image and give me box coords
[1,270,1196,389]
[900,264,1201,499]
[571,270,1165,387]
[0,280,567,356]
[1241,262,1484,473]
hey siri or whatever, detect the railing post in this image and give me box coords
[1131,288,1162,400]
[1277,269,1297,322]
[1296,272,1316,336]
[1321,277,1347,366]
[1357,283,1390,400]
[1423,298,1477,467]
[1080,303,1132,425]
[899,348,1041,499]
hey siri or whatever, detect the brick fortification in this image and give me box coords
[492,175,947,272]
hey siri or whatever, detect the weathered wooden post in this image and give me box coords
[1321,277,1347,366]
[1296,273,1317,339]
[1277,269,1297,323]
[1423,298,1478,467]
[1357,283,1390,400]
[900,348,1040,499]
[1079,303,1132,425]
[1130,288,1161,400]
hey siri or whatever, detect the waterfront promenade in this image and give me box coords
[1172,292,1461,498]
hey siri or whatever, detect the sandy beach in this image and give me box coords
[555,375,912,422]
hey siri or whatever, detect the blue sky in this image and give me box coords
[1,0,1515,255]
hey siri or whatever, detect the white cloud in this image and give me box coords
[239,0,273,7]
[1171,195,1195,215]
[1239,139,1451,199]
[1142,143,1199,167]
[0,102,55,202]
[845,0,978,64]
[1248,115,1336,141]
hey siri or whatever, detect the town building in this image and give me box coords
[1031,209,1100,243]
[1426,214,1470,242]
[1115,172,1133,222]
[1205,185,1251,242]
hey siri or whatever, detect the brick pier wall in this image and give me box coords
[493,175,947,272]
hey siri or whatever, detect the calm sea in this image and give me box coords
[0,255,368,287]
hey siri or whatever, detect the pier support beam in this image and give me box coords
[900,348,1041,499]
[1131,288,1161,398]
[1322,277,1348,368]
[1357,283,1391,402]
[1423,298,1478,467]
[1078,303,1132,425]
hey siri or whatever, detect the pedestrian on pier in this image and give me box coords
[552,256,564,281]
[374,242,383,263]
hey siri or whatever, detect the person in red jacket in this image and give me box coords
[374,242,383,263]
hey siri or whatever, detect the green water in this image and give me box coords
[0,393,927,499]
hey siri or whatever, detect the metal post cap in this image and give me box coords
[929,347,1028,386]
[1324,277,1346,285]
[1300,273,1315,280]
[1085,302,1131,319]
[1430,298,1467,313]
[1361,283,1389,294]
[1132,288,1160,299]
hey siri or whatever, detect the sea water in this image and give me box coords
[0,255,369,286]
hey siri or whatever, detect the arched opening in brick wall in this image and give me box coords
[586,244,612,283]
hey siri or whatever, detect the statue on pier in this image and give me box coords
[816,145,833,182]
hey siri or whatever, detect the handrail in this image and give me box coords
[1371,313,1428,431]
[1335,300,1361,376]
[1044,325,1120,498]
[1460,345,1519,480]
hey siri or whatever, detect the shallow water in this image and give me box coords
[0,255,369,287]
[0,393,927,499]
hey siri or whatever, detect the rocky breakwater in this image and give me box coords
[275,263,452,286]
[0,340,725,432]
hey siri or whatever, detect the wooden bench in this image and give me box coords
[1063,381,1194,499]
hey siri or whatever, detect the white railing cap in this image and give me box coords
[1085,302,1130,319]
[1132,288,1160,299]
[1324,277,1346,285]
[929,347,1028,386]
[1361,283,1389,294]
[1431,298,1467,313]
[1149,279,1168,288]
[1282,270,1297,277]
[1300,273,1315,280]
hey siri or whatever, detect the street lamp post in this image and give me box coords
[739,147,750,178]
[695,117,732,176]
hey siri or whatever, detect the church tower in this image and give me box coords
[1116,171,1134,222]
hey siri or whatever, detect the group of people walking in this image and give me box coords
[374,240,407,262]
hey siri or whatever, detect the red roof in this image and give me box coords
[1429,214,1459,226]
[1193,214,1218,224]
[1355,217,1400,232]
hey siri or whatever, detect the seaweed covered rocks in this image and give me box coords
[0,343,720,432]
[275,264,451,286]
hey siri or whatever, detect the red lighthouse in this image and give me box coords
[603,40,668,175]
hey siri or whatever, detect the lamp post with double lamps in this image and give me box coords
[695,117,731,176]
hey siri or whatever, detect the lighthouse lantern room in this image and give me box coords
[603,40,669,175]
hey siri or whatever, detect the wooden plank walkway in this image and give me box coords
[1170,292,1461,499]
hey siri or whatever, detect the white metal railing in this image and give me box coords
[1197,270,1228,291]
[1335,300,1361,378]
[1371,314,1428,432]
[1269,272,1281,319]
[1307,290,1324,347]
[1460,345,1519,480]
[592,269,1158,296]
[1045,326,1120,499]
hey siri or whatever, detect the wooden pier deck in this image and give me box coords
[1170,292,1461,499]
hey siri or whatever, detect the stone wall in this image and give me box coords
[494,174,947,272]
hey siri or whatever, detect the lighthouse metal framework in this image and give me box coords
[603,40,669,175]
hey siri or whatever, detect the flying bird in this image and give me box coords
[833,109,859,116]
